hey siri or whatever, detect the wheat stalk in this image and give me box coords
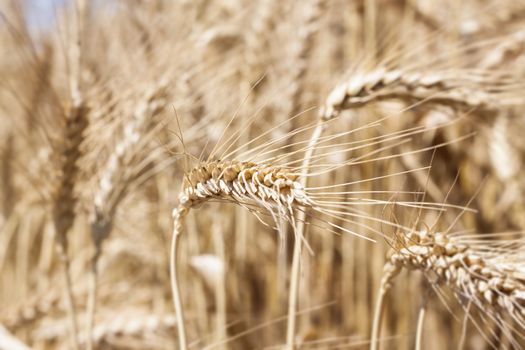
[286,114,327,349]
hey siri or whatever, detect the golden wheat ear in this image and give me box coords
[374,227,525,349]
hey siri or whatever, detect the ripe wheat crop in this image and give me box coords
[1,0,525,349]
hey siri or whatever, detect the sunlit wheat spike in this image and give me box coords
[179,160,310,222]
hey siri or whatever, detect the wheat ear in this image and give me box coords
[52,99,87,350]
[171,160,314,349]
[86,82,167,349]
[50,1,89,347]
[377,228,525,348]
[320,68,521,120]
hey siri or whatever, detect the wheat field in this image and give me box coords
[1,0,525,349]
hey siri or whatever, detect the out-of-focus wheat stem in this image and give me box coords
[57,240,80,350]
[85,233,102,350]
[285,232,302,350]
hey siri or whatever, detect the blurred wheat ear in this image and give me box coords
[51,100,88,350]
[86,81,168,350]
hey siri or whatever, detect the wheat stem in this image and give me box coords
[171,206,188,350]
[285,227,302,350]
[212,221,227,347]
[370,289,385,350]
[370,262,399,350]
[286,119,325,349]
[85,241,101,350]
[415,300,427,350]
[57,242,80,350]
